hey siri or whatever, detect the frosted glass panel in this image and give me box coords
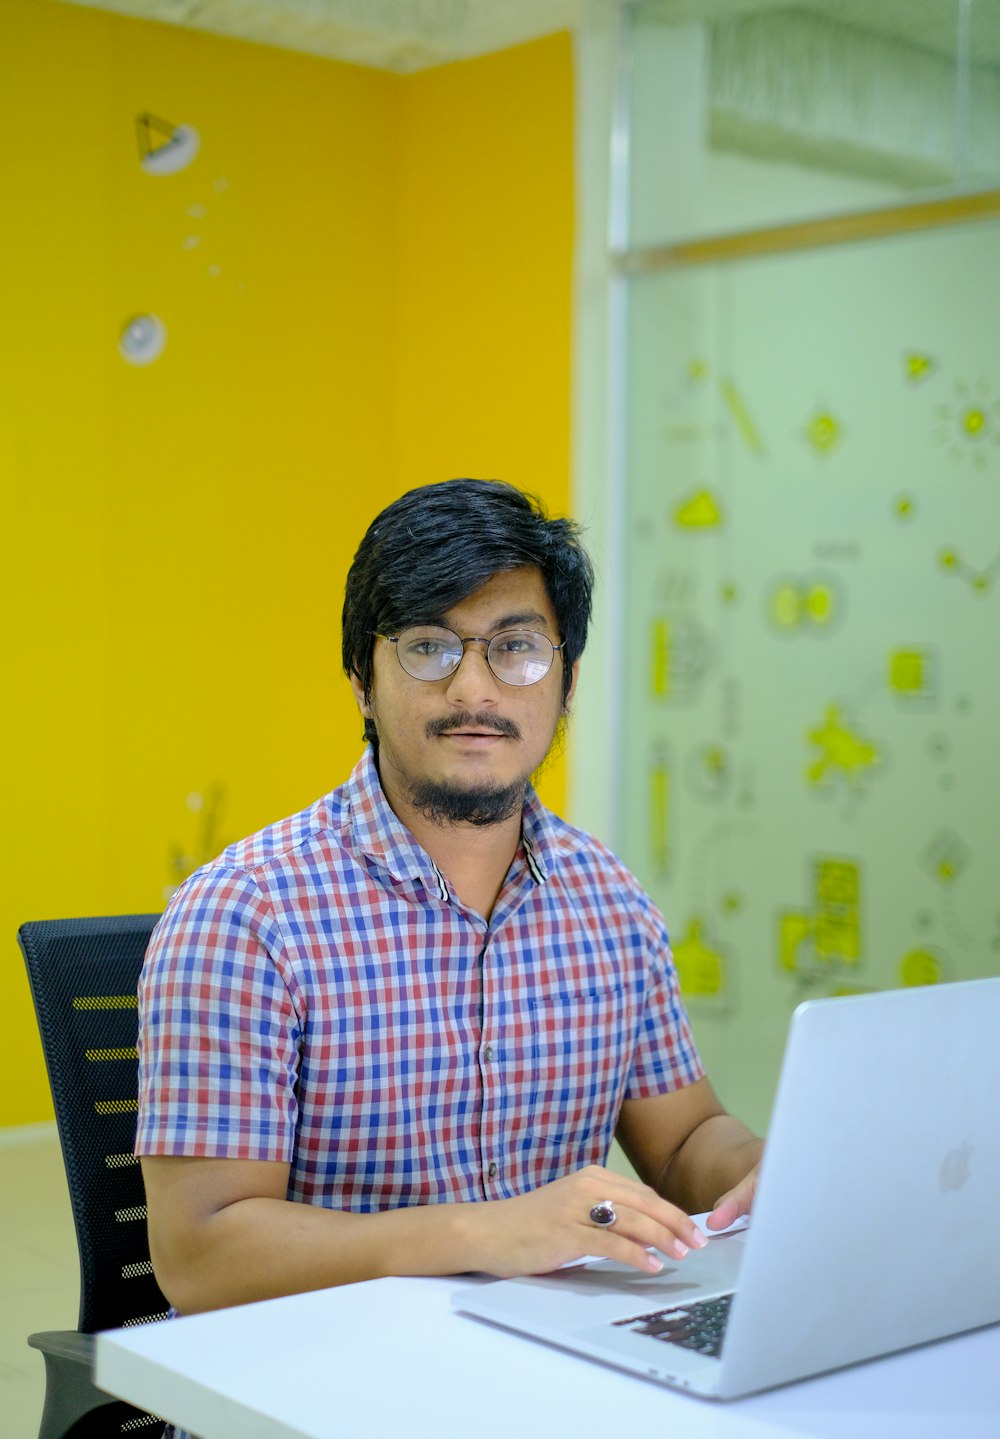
[621,218,1000,1131]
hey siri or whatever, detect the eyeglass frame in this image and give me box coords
[373,626,567,687]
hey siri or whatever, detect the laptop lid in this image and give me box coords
[453,978,1000,1400]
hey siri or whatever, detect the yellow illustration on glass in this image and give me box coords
[672,917,725,997]
[924,829,969,887]
[779,858,862,978]
[649,750,669,877]
[779,912,813,972]
[674,489,723,528]
[769,577,838,632]
[939,546,1000,595]
[719,379,765,455]
[807,706,879,787]
[904,352,935,384]
[889,649,932,697]
[650,618,670,697]
[933,379,1000,468]
[805,410,842,454]
[900,949,945,986]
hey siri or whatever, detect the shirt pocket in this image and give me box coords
[525,983,630,1153]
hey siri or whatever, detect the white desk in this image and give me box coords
[96,1273,1000,1439]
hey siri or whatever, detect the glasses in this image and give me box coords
[377,626,565,686]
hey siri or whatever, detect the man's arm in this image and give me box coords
[615,1076,763,1229]
[141,1153,716,1314]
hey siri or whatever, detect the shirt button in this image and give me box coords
[488,1162,498,1178]
[483,1045,494,1062]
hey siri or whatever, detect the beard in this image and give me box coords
[407,774,528,827]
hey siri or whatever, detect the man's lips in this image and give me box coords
[426,714,521,741]
[444,729,505,737]
[439,729,507,743]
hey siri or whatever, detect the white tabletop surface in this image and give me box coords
[95,1271,1000,1439]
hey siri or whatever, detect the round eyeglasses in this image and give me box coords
[377,626,565,687]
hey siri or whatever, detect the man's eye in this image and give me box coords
[496,635,539,654]
[409,641,447,657]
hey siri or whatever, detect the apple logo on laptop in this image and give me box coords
[940,1141,973,1192]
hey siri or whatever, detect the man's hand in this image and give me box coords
[705,1161,760,1232]
[461,1164,709,1278]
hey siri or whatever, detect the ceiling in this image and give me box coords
[54,0,616,71]
[54,0,1000,71]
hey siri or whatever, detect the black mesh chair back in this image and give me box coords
[19,915,170,1439]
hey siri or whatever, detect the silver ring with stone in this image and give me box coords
[589,1200,618,1228]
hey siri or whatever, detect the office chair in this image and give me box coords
[19,915,170,1439]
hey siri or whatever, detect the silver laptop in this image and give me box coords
[453,978,1000,1399]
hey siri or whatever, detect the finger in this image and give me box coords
[637,1211,708,1261]
[587,1200,705,1266]
[617,1183,709,1254]
[706,1174,756,1230]
[705,1195,741,1230]
[591,1225,668,1275]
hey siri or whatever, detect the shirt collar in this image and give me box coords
[346,748,435,886]
[519,784,556,883]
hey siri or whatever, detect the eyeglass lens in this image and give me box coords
[394,627,555,686]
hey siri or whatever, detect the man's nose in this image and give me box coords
[443,641,501,704]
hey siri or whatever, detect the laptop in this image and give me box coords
[453,978,1000,1399]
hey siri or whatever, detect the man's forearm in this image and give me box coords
[152,1193,493,1314]
[658,1114,763,1215]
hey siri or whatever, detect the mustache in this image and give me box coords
[426,711,522,741]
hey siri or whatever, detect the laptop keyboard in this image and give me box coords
[612,1292,734,1358]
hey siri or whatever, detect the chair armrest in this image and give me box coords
[27,1331,94,1366]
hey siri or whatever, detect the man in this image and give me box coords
[137,478,761,1319]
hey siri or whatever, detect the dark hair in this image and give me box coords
[342,479,594,745]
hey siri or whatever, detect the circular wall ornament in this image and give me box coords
[119,314,167,366]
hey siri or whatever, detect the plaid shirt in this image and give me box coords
[136,749,702,1209]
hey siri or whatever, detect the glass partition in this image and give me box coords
[616,1,1000,1130]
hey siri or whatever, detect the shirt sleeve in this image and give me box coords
[135,865,301,1163]
[624,913,704,1100]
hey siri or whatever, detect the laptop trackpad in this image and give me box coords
[508,1226,748,1327]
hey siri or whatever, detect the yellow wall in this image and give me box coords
[395,41,574,491]
[2,1,574,1129]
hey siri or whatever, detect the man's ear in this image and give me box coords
[348,668,371,716]
[563,659,581,712]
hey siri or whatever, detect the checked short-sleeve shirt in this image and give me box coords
[136,748,703,1208]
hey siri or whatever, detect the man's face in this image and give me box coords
[351,566,578,826]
